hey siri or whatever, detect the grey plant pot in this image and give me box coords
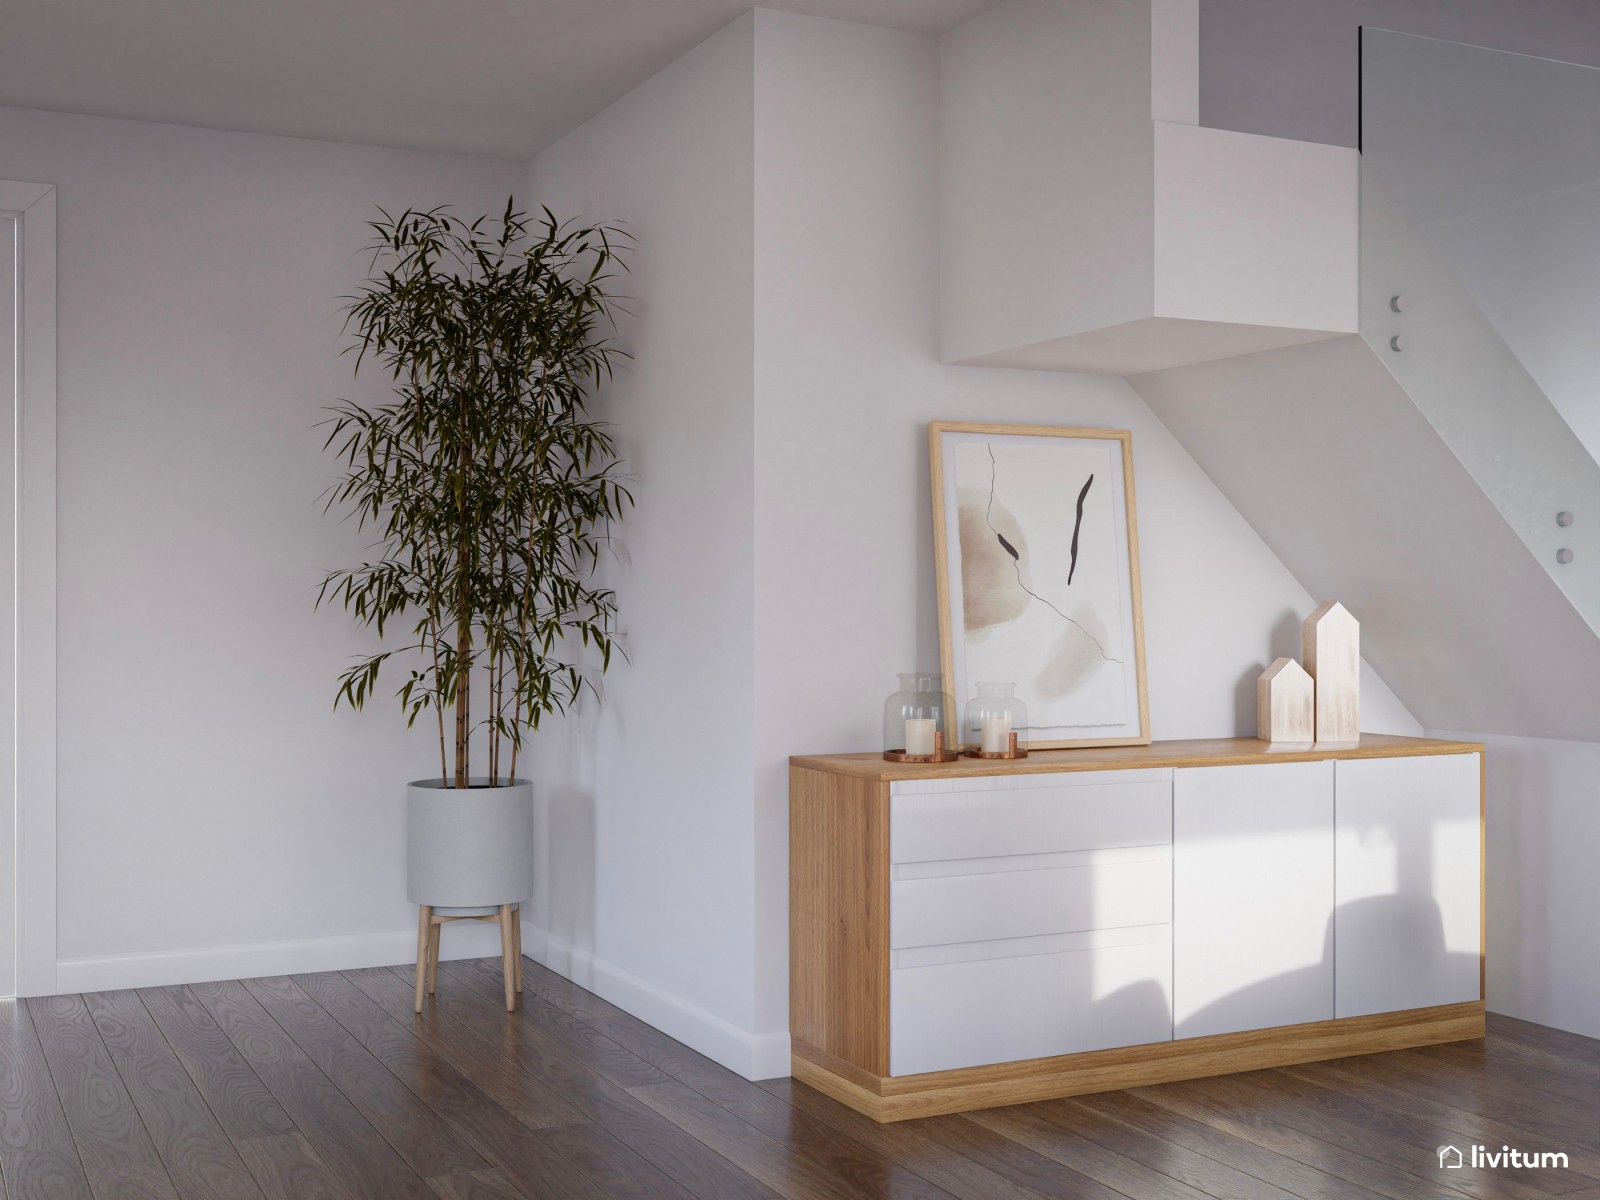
[406,778,535,908]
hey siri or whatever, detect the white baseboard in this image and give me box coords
[52,922,506,995]
[50,920,792,1082]
[520,920,791,1081]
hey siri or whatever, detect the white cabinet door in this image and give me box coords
[1334,753,1482,1018]
[1173,761,1334,1039]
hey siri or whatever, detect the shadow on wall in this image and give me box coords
[526,717,599,954]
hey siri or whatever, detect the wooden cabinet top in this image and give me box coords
[790,734,1483,782]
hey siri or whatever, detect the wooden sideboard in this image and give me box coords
[789,734,1485,1122]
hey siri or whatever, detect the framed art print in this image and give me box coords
[930,422,1150,749]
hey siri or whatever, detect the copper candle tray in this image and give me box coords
[883,729,961,764]
[962,730,1028,760]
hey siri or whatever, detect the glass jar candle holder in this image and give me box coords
[962,681,1029,759]
[883,673,959,763]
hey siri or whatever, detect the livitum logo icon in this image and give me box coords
[1437,1144,1571,1170]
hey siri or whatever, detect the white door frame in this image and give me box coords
[1,181,56,998]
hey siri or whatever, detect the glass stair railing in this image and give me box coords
[1360,28,1600,631]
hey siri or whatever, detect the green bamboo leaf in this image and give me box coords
[317,199,633,781]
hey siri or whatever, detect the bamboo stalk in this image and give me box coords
[452,335,476,788]
[508,386,543,788]
[411,365,450,788]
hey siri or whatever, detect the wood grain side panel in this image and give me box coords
[789,766,889,1076]
[796,1002,1485,1123]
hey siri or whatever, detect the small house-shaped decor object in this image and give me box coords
[1303,601,1360,746]
[1257,657,1314,749]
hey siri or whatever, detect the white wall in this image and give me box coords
[521,16,764,1071]
[749,9,1417,1047]
[0,105,526,988]
[0,214,14,998]
[939,0,1154,364]
[1431,729,1600,1040]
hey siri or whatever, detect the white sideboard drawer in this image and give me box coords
[889,939,1174,1076]
[891,853,1172,949]
[890,769,1172,864]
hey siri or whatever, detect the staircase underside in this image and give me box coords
[1130,334,1600,741]
[953,316,1345,376]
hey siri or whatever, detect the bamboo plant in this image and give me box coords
[319,202,630,788]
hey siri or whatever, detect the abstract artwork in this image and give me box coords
[931,423,1149,749]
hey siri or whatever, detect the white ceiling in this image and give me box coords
[0,0,997,160]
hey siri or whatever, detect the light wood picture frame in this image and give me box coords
[930,422,1150,749]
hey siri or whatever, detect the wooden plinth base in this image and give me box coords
[791,1000,1485,1123]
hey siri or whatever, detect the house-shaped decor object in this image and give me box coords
[1257,657,1314,749]
[1303,601,1360,746]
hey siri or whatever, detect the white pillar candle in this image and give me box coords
[980,713,1011,754]
[905,718,937,756]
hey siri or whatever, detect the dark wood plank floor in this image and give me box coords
[2,960,1596,1200]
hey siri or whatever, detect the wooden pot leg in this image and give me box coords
[498,904,517,1011]
[513,910,523,993]
[427,920,441,995]
[413,905,433,1014]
